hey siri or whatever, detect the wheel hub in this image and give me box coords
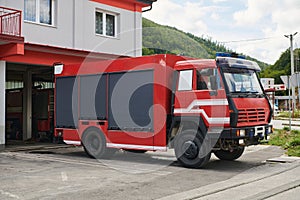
[183,141,199,159]
[89,136,99,151]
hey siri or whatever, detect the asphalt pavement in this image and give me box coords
[0,143,299,200]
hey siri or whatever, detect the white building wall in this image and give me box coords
[0,0,142,56]
[0,61,5,149]
[81,1,142,56]
[134,12,142,56]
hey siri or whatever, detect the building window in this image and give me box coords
[24,0,55,25]
[95,10,117,37]
[95,12,103,35]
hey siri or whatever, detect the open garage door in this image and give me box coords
[6,63,54,142]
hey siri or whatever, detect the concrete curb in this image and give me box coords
[241,179,300,200]
[158,159,300,200]
[3,144,71,152]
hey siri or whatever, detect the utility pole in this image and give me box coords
[297,54,300,106]
[285,32,298,111]
[288,76,291,130]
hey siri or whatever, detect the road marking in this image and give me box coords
[61,172,68,182]
[0,190,20,199]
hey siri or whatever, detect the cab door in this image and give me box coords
[174,68,229,127]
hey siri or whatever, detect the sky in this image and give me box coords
[143,0,300,65]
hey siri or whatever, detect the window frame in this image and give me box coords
[24,0,56,26]
[222,68,263,94]
[196,68,223,91]
[177,70,193,91]
[95,9,118,38]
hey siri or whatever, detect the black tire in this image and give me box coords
[82,128,116,159]
[214,147,245,161]
[174,129,211,168]
[83,146,95,158]
[125,149,147,153]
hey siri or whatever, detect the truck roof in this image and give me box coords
[54,54,189,77]
[174,59,216,70]
[216,57,261,71]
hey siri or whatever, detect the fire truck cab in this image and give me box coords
[171,53,272,167]
[54,53,272,168]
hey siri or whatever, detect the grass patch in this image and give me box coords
[268,129,300,157]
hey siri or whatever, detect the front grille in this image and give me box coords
[238,108,266,123]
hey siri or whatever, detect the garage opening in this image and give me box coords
[6,63,54,143]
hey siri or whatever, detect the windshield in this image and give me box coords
[223,68,263,94]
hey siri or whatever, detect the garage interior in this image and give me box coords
[6,63,54,143]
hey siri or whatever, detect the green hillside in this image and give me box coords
[260,49,300,83]
[142,18,268,69]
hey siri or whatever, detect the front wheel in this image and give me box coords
[214,147,245,161]
[174,130,211,168]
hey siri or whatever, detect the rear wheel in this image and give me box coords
[82,128,116,159]
[214,147,245,161]
[174,129,211,168]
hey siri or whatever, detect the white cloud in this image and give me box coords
[233,0,274,26]
[144,0,300,64]
[143,0,219,37]
[212,0,229,3]
[232,0,300,63]
[211,12,220,20]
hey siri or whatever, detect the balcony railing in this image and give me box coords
[0,6,21,37]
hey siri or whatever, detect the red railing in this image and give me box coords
[0,6,21,37]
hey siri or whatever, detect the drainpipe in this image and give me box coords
[141,0,156,12]
[142,5,153,13]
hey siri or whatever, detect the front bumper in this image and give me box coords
[208,124,273,145]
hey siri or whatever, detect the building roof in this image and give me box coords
[91,0,156,12]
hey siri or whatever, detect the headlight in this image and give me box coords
[56,130,63,137]
[240,129,246,137]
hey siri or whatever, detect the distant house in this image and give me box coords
[0,0,156,147]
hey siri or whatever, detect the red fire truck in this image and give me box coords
[54,53,272,168]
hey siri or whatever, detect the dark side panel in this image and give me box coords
[33,91,49,119]
[80,74,107,120]
[108,70,154,131]
[55,77,78,128]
